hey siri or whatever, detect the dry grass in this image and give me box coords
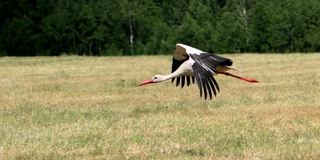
[0,54,320,159]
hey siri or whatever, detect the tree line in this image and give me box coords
[1,0,320,56]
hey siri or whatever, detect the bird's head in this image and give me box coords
[138,75,166,86]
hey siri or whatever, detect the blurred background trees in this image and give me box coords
[0,0,319,56]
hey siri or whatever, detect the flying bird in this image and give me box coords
[139,43,258,99]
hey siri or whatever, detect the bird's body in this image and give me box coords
[139,43,258,99]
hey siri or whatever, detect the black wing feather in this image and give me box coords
[186,76,190,86]
[195,72,203,98]
[171,55,191,88]
[198,53,233,72]
[203,79,208,99]
[208,76,217,97]
[171,57,185,83]
[205,80,212,99]
[176,77,180,86]
[181,76,185,88]
[210,76,220,92]
[190,53,227,100]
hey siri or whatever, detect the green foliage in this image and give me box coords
[0,0,320,56]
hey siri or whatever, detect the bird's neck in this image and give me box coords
[161,71,182,81]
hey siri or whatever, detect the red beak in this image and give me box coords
[138,79,155,86]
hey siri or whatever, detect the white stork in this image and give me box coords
[139,43,258,100]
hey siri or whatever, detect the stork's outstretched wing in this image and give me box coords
[190,53,232,99]
[171,44,199,87]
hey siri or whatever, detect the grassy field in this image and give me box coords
[0,54,320,159]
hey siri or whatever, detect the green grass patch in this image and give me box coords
[1,55,320,159]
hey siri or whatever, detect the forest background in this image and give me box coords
[1,0,320,56]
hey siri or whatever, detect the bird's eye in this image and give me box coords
[154,77,158,80]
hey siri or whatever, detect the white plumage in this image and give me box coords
[139,43,258,99]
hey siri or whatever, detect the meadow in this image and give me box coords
[0,54,320,159]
